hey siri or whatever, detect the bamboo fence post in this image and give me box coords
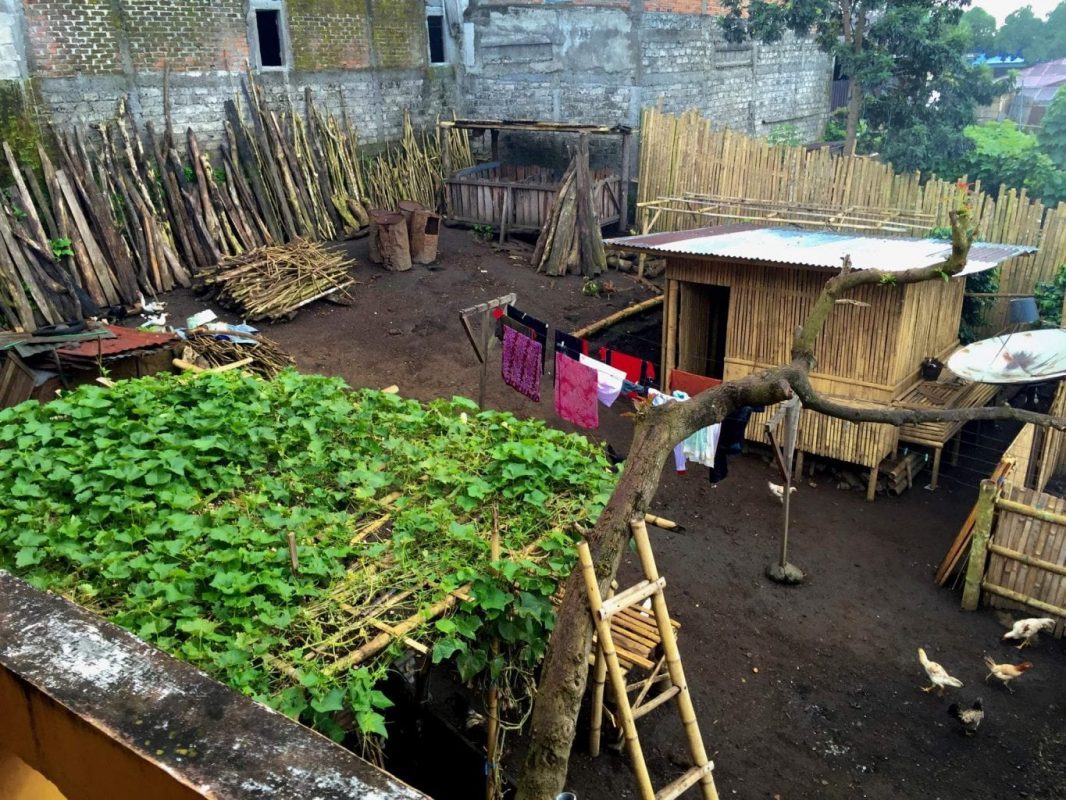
[486,505,501,800]
[571,295,664,339]
[962,480,999,611]
[577,539,656,800]
[630,517,719,800]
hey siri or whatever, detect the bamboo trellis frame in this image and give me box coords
[637,108,1066,332]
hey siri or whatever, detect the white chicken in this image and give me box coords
[918,647,963,696]
[1002,617,1056,650]
[768,481,797,504]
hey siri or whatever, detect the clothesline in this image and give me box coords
[494,303,658,432]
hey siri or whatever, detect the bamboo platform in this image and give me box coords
[895,374,1002,489]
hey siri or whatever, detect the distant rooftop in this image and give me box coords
[604,225,1036,276]
[970,54,1027,68]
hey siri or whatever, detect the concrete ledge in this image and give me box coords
[0,571,426,800]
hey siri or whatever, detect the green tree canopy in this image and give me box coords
[995,6,1045,57]
[960,6,998,52]
[1040,85,1066,168]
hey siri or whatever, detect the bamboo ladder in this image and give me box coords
[577,518,718,800]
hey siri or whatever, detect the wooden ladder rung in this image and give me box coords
[655,761,715,800]
[633,684,680,720]
[598,577,666,620]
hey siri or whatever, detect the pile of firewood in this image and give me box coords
[196,240,355,322]
[530,135,606,278]
[183,329,295,378]
[0,69,473,332]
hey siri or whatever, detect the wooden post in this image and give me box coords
[962,480,998,611]
[490,129,499,162]
[866,466,878,502]
[618,129,632,234]
[664,280,678,393]
[630,519,718,800]
[486,506,501,800]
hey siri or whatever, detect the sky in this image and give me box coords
[972,0,1059,24]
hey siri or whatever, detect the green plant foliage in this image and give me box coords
[182,164,196,183]
[472,223,494,242]
[50,237,74,259]
[0,372,617,744]
[1034,263,1066,327]
[766,124,803,147]
[959,121,1061,200]
[1040,86,1066,170]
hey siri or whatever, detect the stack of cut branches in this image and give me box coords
[196,239,355,322]
[531,135,606,278]
[184,329,295,378]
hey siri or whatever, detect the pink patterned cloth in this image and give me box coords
[554,352,598,429]
[501,325,542,401]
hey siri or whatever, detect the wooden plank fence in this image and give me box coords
[637,108,1066,331]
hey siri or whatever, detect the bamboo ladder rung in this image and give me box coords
[632,685,681,721]
[598,577,666,620]
[656,763,716,800]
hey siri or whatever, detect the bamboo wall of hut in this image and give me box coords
[665,258,965,404]
[638,108,1066,331]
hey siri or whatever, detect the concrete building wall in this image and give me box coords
[2,0,829,149]
[462,1,831,141]
[12,0,457,146]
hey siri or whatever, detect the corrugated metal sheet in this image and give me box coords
[604,225,1036,276]
[56,325,178,359]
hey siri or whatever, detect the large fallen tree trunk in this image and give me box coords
[516,200,1066,799]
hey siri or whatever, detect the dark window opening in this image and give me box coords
[256,9,284,68]
[427,15,445,64]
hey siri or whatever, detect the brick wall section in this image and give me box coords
[121,0,247,72]
[23,0,120,76]
[370,0,426,70]
[287,0,371,71]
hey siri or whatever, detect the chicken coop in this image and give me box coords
[439,120,632,236]
[606,225,1036,498]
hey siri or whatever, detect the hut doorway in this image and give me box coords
[679,283,730,380]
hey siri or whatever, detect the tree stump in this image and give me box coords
[377,212,412,271]
[410,209,441,265]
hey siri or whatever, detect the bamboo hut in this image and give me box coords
[606,224,1037,499]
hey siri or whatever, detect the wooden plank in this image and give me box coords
[54,169,121,306]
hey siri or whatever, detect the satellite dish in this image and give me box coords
[947,329,1066,384]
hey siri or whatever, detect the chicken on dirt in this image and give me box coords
[948,698,984,735]
[918,647,963,696]
[1002,617,1056,650]
[984,656,1034,693]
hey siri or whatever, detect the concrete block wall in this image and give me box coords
[464,1,832,142]
[4,0,829,154]
[11,0,455,147]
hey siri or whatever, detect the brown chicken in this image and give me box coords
[984,656,1034,693]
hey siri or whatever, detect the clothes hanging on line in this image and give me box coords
[599,346,656,397]
[578,353,626,407]
[556,330,590,359]
[649,389,687,473]
[554,351,598,429]
[708,406,760,484]
[494,305,548,367]
[501,325,542,402]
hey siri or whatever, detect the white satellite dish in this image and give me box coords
[947,329,1066,384]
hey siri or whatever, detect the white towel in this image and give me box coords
[579,354,627,407]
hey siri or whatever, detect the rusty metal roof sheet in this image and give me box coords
[56,325,178,359]
[604,225,1036,276]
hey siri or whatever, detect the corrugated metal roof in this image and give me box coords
[56,325,178,359]
[604,225,1036,276]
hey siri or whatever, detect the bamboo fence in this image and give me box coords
[0,74,473,331]
[637,108,1066,331]
[982,483,1066,637]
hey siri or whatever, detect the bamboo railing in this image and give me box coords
[636,108,1066,331]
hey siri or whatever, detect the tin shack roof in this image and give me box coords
[604,225,1036,276]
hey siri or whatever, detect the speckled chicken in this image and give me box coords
[948,698,984,735]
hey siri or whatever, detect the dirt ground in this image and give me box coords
[163,227,1066,800]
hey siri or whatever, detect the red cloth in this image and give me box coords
[554,352,598,429]
[669,369,722,397]
[598,347,656,397]
[501,326,542,402]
